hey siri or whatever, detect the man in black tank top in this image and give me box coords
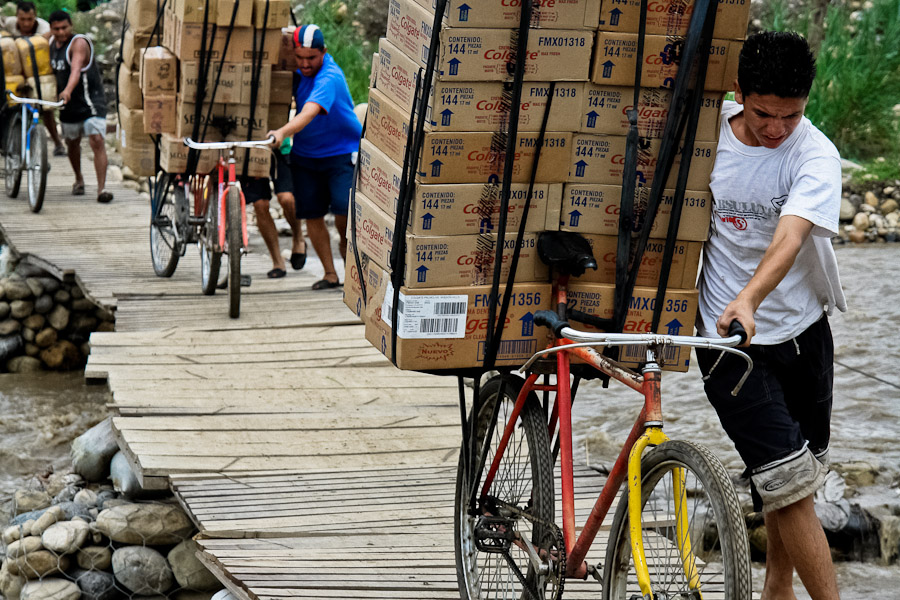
[48,11,112,203]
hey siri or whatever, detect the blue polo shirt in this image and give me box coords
[292,53,362,158]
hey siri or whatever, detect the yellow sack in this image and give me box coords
[25,74,56,101]
[1,36,23,77]
[5,74,24,103]
[16,36,52,78]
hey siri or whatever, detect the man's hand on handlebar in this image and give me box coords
[57,90,71,105]
[267,129,285,149]
[717,299,754,347]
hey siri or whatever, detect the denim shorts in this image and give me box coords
[289,152,355,219]
[61,116,106,140]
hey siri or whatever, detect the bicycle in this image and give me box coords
[455,233,754,600]
[2,90,65,213]
[148,136,273,318]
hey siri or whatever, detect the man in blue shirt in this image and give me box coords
[268,25,362,290]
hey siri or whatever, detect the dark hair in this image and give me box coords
[16,1,36,13]
[738,31,816,98]
[48,10,71,24]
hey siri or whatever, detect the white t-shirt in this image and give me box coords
[3,16,50,37]
[697,100,846,345]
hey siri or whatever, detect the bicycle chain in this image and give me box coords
[485,495,567,600]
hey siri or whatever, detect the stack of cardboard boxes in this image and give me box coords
[117,0,296,177]
[344,0,749,372]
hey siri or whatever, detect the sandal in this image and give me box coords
[97,190,113,203]
[290,251,306,270]
[267,268,286,279]
[312,278,341,290]
[72,182,85,196]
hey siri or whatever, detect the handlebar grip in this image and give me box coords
[727,319,748,345]
[534,310,570,338]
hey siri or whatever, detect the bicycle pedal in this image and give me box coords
[586,562,603,582]
[240,274,252,287]
[474,515,515,553]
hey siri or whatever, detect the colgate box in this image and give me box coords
[343,237,388,321]
[412,0,600,29]
[352,193,549,288]
[560,184,711,241]
[567,134,716,190]
[573,234,701,288]
[567,282,699,371]
[387,0,593,81]
[591,32,741,91]
[366,88,573,183]
[581,85,722,141]
[377,38,585,132]
[597,0,751,41]
[358,139,555,235]
[365,276,553,370]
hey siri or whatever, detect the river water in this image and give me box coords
[0,246,896,596]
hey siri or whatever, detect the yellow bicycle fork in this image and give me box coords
[627,428,702,599]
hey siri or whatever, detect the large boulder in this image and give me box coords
[4,279,34,301]
[110,451,144,497]
[14,490,52,514]
[70,568,118,600]
[20,578,81,600]
[96,502,193,545]
[6,536,43,558]
[47,305,70,331]
[112,546,174,594]
[7,550,68,579]
[71,417,119,482]
[39,340,81,370]
[168,539,221,591]
[77,545,113,570]
[41,520,90,555]
[7,355,43,373]
[31,505,65,536]
[0,560,26,600]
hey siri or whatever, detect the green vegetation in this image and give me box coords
[760,0,900,180]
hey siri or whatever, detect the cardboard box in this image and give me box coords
[377,38,585,132]
[270,70,293,105]
[118,106,156,176]
[118,64,142,109]
[358,139,553,234]
[597,0,751,41]
[224,103,270,137]
[122,30,153,70]
[568,134,716,190]
[276,29,295,71]
[365,276,553,370]
[560,184,711,241]
[171,0,213,22]
[231,144,273,178]
[581,85,722,141]
[253,0,291,28]
[175,97,226,140]
[127,0,162,34]
[591,32,741,91]
[352,192,549,287]
[180,61,242,104]
[231,29,282,65]
[267,103,292,130]
[164,9,252,63]
[240,63,271,105]
[343,237,384,320]
[412,0,601,29]
[158,133,219,173]
[567,282,698,371]
[216,0,253,27]
[387,0,593,81]
[171,0,255,25]
[143,96,177,134]
[573,235,701,288]
[140,46,177,94]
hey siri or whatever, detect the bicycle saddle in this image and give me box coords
[537,231,598,276]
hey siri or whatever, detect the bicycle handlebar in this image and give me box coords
[5,90,65,108]
[183,136,275,151]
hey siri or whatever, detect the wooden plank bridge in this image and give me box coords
[0,152,620,599]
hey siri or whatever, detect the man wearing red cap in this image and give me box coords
[268,24,362,290]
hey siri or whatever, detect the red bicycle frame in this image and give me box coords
[188,153,250,252]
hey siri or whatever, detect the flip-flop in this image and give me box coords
[97,191,113,203]
[72,182,85,196]
[267,268,286,279]
[312,278,341,290]
[290,251,306,270]
[53,146,66,157]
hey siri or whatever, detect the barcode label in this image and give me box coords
[420,318,459,334]
[435,301,466,315]
[393,293,468,339]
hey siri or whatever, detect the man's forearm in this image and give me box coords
[737,215,813,311]
[279,102,322,138]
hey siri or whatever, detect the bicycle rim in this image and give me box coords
[5,116,21,198]
[226,187,242,318]
[200,187,222,295]
[28,126,47,212]
[150,182,181,277]
[602,440,752,600]
[455,375,558,600]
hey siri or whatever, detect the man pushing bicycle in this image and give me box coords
[696,31,845,600]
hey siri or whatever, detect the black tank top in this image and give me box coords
[50,34,106,123]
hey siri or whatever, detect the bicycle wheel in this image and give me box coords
[602,440,751,600]
[455,375,560,600]
[150,182,182,277]
[27,125,48,212]
[200,188,222,295]
[4,114,22,199]
[225,187,242,318]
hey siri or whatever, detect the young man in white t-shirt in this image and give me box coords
[696,32,844,599]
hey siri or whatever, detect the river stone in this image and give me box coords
[71,298,94,312]
[53,289,70,304]
[5,279,33,300]
[839,197,855,221]
[0,333,24,361]
[11,508,48,526]
[31,505,65,536]
[0,560,25,600]
[747,524,767,555]
[8,550,68,578]
[74,488,99,507]
[0,301,9,319]
[852,212,870,230]
[76,545,112,570]
[836,461,879,488]
[54,485,78,504]
[8,355,43,372]
[849,229,867,243]
[56,501,93,522]
[71,418,118,482]
[10,300,33,319]
[3,524,23,544]
[864,190,880,206]
[25,342,39,356]
[34,294,53,314]
[36,277,60,295]
[42,520,90,554]
[25,278,43,298]
[21,578,81,600]
[0,318,21,335]
[23,314,45,330]
[881,199,899,215]
[23,327,35,342]
[6,536,44,558]
[112,546,174,594]
[211,589,236,600]
[168,539,221,591]
[69,314,98,335]
[70,568,117,600]
[96,502,193,544]
[887,212,900,227]
[47,305,70,331]
[15,490,52,514]
[15,263,47,278]
[110,451,143,497]
[70,286,84,300]
[97,321,115,333]
[35,327,58,348]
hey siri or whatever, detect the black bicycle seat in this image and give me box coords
[537,231,598,277]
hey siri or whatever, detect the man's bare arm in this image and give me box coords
[717,214,815,343]
[59,37,89,104]
[267,102,324,147]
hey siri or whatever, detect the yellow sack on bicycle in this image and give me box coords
[2,36,22,77]
[16,36,52,78]
[25,74,57,101]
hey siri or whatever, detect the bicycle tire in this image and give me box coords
[226,187,242,318]
[602,440,752,600]
[150,182,182,277]
[27,126,47,213]
[455,375,559,600]
[4,114,22,199]
[200,187,222,296]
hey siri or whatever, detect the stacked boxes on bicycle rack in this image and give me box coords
[117,0,295,177]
